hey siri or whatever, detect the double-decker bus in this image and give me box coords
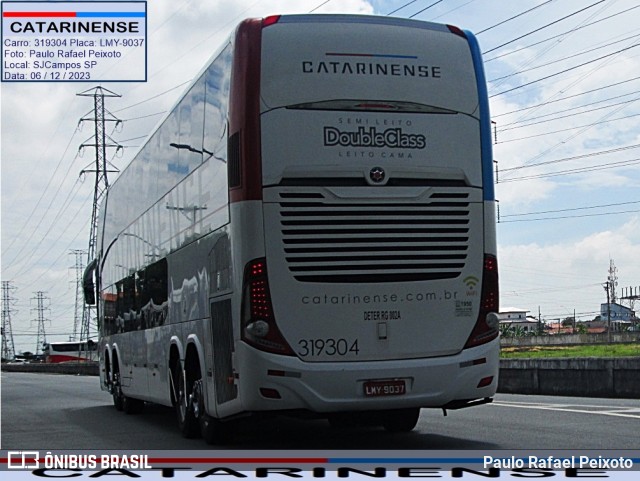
[84,14,499,443]
[44,341,98,363]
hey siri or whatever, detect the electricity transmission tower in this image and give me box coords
[77,86,122,342]
[620,285,639,313]
[1,281,17,361]
[31,291,50,355]
[69,249,87,341]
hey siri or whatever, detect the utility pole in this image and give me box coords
[69,249,87,341]
[538,306,542,335]
[603,281,612,343]
[77,86,122,342]
[1,281,17,361]
[31,291,50,356]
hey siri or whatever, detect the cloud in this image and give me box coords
[499,215,640,317]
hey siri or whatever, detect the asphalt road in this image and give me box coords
[2,371,639,450]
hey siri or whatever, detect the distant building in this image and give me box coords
[600,302,636,331]
[498,307,528,321]
[600,302,635,321]
[498,307,539,333]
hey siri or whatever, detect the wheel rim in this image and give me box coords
[113,372,121,398]
[191,379,203,419]
[175,367,188,421]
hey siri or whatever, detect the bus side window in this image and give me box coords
[83,259,98,305]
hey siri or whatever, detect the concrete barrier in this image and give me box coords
[1,362,99,376]
[501,331,640,347]
[498,357,640,398]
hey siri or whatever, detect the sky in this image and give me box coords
[1,0,639,355]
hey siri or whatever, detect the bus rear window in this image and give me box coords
[287,99,457,114]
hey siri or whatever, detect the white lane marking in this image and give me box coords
[491,401,640,419]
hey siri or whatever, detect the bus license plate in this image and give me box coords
[363,380,406,397]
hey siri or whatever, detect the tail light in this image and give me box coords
[262,15,281,28]
[464,254,500,349]
[241,258,295,356]
[447,25,467,38]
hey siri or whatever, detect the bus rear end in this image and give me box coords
[230,14,498,427]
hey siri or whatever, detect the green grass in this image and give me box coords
[500,343,640,358]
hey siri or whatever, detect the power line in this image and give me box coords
[486,0,615,96]
[428,0,478,22]
[489,41,640,98]
[493,76,640,119]
[500,143,640,172]
[2,128,81,257]
[4,176,85,275]
[309,0,332,13]
[497,97,640,132]
[498,157,640,183]
[113,80,192,113]
[494,45,640,131]
[485,4,640,62]
[117,134,149,144]
[20,194,93,294]
[501,200,640,219]
[476,0,555,35]
[483,0,606,55]
[122,111,166,122]
[500,95,638,131]
[496,111,640,144]
[487,33,640,84]
[7,182,92,293]
[408,1,444,19]
[496,87,640,171]
[386,0,420,16]
[498,208,640,223]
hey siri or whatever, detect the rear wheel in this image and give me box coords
[174,363,199,438]
[194,378,235,444]
[381,408,420,433]
[112,371,124,411]
[112,362,144,414]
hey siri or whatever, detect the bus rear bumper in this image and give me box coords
[235,339,499,414]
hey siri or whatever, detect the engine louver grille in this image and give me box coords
[278,191,471,283]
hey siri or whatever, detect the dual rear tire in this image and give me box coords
[173,364,234,444]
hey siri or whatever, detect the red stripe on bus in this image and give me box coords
[229,18,263,203]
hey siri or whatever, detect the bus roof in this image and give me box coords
[267,14,461,35]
